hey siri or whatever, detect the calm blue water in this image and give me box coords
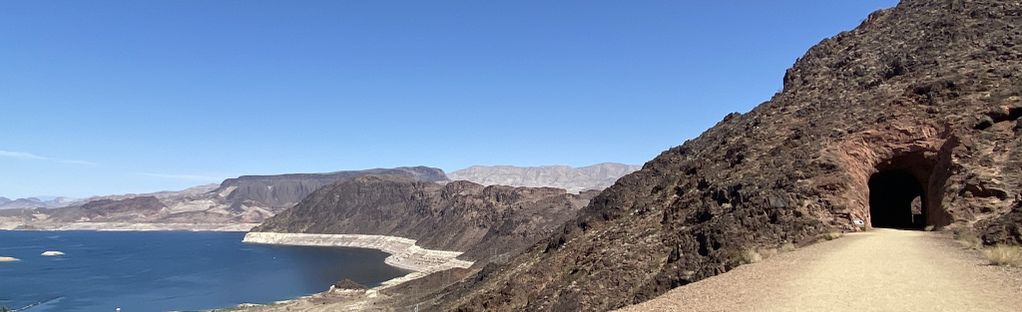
[0,231,408,312]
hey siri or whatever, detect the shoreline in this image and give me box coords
[242,232,474,273]
[228,232,476,311]
[1,222,259,232]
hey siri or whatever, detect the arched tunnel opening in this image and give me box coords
[867,151,952,230]
[869,170,927,229]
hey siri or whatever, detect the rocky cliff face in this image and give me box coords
[435,1,1022,310]
[254,175,595,261]
[217,166,447,211]
[449,163,641,193]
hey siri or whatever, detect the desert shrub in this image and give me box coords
[758,247,779,259]
[955,231,984,250]
[741,248,762,264]
[780,242,797,252]
[984,245,1022,267]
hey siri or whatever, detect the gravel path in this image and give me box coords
[619,229,1022,312]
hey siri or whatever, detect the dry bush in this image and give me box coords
[984,245,1022,267]
[955,231,984,250]
[758,247,779,259]
[780,242,797,252]
[823,232,843,240]
[741,249,763,264]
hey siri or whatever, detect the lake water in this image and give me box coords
[0,231,408,312]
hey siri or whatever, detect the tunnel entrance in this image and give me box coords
[869,170,927,229]
[866,150,952,230]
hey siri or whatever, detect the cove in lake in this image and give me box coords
[0,231,408,312]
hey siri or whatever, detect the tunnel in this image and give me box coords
[866,150,952,230]
[868,169,927,229]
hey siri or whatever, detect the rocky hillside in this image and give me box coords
[432,1,1022,310]
[253,175,596,261]
[216,166,448,212]
[449,163,640,193]
[0,167,448,229]
[42,196,167,222]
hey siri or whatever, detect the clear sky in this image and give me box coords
[0,0,897,199]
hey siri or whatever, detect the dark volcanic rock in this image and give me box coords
[217,166,448,212]
[254,175,595,261]
[80,196,166,216]
[979,198,1022,245]
[435,1,1022,311]
[333,278,368,290]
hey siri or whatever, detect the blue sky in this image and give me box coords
[0,0,897,198]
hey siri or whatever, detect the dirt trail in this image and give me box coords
[619,229,1022,312]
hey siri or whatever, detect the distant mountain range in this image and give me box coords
[0,163,637,231]
[0,196,77,210]
[0,167,447,230]
[449,162,641,193]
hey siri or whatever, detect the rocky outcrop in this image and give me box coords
[333,279,368,290]
[80,196,166,218]
[253,175,595,262]
[432,1,1022,311]
[979,198,1022,245]
[449,163,640,193]
[218,166,448,211]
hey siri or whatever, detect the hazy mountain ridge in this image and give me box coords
[0,167,449,230]
[449,163,641,193]
[0,196,77,210]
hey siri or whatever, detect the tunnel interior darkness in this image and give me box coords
[869,169,928,229]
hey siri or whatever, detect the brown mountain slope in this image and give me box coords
[253,175,596,261]
[434,1,1022,311]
